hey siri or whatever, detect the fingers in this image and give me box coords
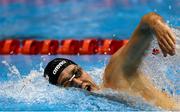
[168,30,176,44]
[158,32,175,56]
[161,36,173,51]
[163,51,167,57]
[158,39,175,57]
[154,22,176,57]
[165,34,175,50]
[161,47,167,57]
[158,42,168,57]
[165,32,176,55]
[161,49,167,57]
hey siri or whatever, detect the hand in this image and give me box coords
[153,20,176,57]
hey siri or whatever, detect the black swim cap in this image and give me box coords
[44,58,77,85]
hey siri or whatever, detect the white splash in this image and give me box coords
[0,27,179,110]
[2,60,21,79]
[140,27,180,99]
[87,67,105,84]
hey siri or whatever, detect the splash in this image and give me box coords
[140,27,180,100]
[0,28,179,110]
[0,61,157,110]
[2,60,21,80]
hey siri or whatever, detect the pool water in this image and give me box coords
[0,30,180,110]
[0,0,180,111]
[0,55,160,111]
[0,0,179,39]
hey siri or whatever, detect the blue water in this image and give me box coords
[0,44,180,111]
[0,0,180,111]
[0,0,179,39]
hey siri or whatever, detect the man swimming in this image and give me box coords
[44,12,179,110]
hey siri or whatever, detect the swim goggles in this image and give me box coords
[68,66,82,82]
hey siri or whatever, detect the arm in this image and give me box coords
[103,12,176,84]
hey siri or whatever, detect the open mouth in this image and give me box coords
[84,85,91,91]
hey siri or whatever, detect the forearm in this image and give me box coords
[120,29,153,75]
[112,12,163,75]
[104,12,175,83]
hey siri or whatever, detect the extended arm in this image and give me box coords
[103,12,176,85]
[103,12,178,110]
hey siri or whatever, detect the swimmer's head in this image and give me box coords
[44,58,77,84]
[44,58,99,91]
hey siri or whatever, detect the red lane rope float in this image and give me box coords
[118,40,129,48]
[40,40,59,55]
[98,39,118,54]
[79,39,98,54]
[0,40,4,54]
[152,48,160,55]
[21,40,41,55]
[0,39,20,54]
[98,39,128,54]
[58,39,80,54]
[0,39,129,55]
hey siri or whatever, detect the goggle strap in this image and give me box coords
[69,74,76,82]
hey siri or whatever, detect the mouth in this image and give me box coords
[84,85,91,91]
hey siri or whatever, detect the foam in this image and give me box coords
[140,27,180,100]
[0,61,156,110]
[0,28,179,110]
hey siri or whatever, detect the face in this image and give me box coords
[57,64,99,92]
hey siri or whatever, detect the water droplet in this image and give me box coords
[168,5,172,10]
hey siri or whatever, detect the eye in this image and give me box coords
[74,67,82,78]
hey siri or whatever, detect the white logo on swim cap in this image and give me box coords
[53,60,66,75]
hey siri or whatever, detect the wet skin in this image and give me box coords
[57,64,99,92]
[56,12,179,110]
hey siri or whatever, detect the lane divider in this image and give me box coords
[0,39,20,54]
[79,39,99,54]
[98,39,128,54]
[40,40,59,55]
[21,40,41,55]
[58,39,80,55]
[0,39,129,55]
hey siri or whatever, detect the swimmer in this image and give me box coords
[44,12,179,110]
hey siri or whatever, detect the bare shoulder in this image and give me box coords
[102,12,176,87]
